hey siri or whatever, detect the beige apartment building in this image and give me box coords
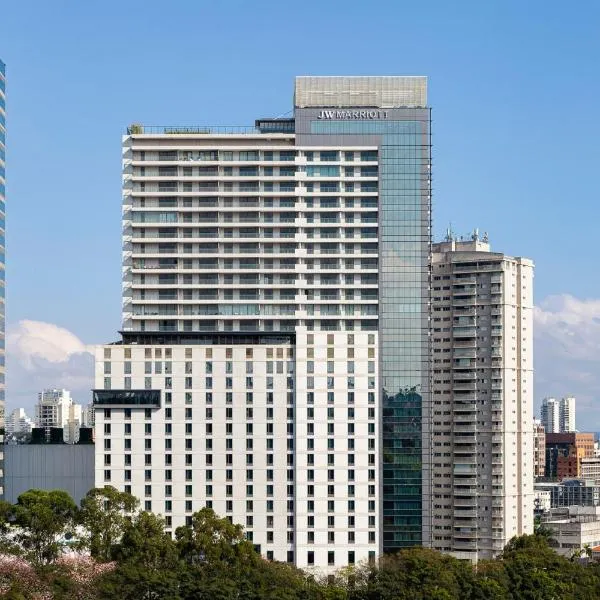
[425,234,534,561]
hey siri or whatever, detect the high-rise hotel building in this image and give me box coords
[0,59,6,495]
[94,76,431,569]
[426,235,534,560]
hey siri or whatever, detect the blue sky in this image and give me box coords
[2,0,600,423]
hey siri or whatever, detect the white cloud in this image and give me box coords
[534,294,600,429]
[6,320,95,410]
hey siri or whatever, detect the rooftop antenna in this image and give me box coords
[445,223,454,242]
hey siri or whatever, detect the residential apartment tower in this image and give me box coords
[426,235,534,561]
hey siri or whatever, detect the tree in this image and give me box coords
[13,489,78,565]
[99,511,181,600]
[175,507,260,600]
[175,507,252,566]
[78,486,139,562]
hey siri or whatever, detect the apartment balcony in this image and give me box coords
[454,263,502,273]
[453,308,476,317]
[454,509,478,518]
[453,529,478,539]
[453,486,478,495]
[453,325,477,337]
[452,298,476,307]
[453,424,477,434]
[454,498,478,508]
[453,381,477,392]
[454,414,477,425]
[452,541,478,551]
[453,276,477,285]
[452,339,477,348]
[453,476,478,487]
[454,464,477,476]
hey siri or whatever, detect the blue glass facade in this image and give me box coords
[297,108,431,551]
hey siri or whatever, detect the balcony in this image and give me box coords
[453,326,477,337]
[453,381,477,391]
[454,510,478,519]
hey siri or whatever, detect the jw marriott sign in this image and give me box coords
[317,109,390,120]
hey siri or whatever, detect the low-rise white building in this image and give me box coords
[581,457,600,485]
[542,506,600,558]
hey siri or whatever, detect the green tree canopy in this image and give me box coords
[13,489,78,565]
[78,485,139,562]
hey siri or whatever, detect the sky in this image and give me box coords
[2,0,600,426]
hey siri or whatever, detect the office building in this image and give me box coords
[0,59,6,495]
[94,76,431,569]
[540,397,560,433]
[427,234,534,561]
[534,479,600,509]
[545,432,594,479]
[560,396,576,433]
[534,419,546,478]
[5,408,33,437]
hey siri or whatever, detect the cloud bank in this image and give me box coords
[6,320,95,410]
[534,294,600,429]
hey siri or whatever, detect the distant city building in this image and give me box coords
[428,235,534,561]
[541,398,560,433]
[35,389,83,444]
[581,457,600,486]
[560,396,576,433]
[5,408,33,436]
[540,396,576,433]
[551,479,600,508]
[541,506,600,558]
[534,419,546,478]
[545,433,594,479]
[35,389,74,428]
[82,403,95,428]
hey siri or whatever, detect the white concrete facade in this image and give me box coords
[95,333,378,569]
[427,237,534,561]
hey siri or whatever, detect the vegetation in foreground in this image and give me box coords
[0,487,597,599]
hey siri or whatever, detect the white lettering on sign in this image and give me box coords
[317,110,389,120]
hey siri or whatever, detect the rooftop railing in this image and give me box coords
[127,125,265,135]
